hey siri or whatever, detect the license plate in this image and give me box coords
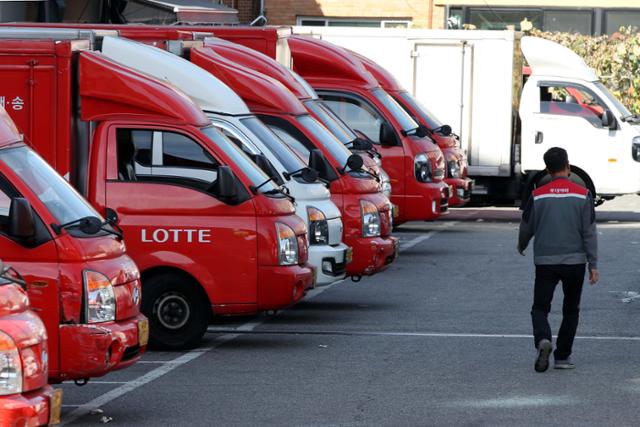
[345,247,353,264]
[49,388,63,425]
[392,204,400,218]
[138,318,149,347]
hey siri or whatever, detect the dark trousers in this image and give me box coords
[531,264,586,360]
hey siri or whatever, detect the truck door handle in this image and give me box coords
[535,131,544,144]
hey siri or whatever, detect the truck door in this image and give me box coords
[520,79,618,190]
[0,172,61,377]
[318,91,406,211]
[103,124,258,346]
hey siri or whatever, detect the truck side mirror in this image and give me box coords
[210,166,238,199]
[346,154,364,171]
[379,122,398,146]
[602,110,616,130]
[309,149,338,182]
[105,208,120,225]
[434,124,452,136]
[9,198,35,240]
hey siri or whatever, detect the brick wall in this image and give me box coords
[264,0,446,29]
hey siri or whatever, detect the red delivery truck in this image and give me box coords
[5,25,451,223]
[200,37,393,201]
[0,29,313,349]
[0,97,147,382]
[352,51,474,206]
[98,34,397,279]
[0,255,62,425]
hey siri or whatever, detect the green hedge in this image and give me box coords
[528,27,640,114]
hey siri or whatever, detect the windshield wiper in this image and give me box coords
[263,186,295,203]
[52,215,123,240]
[621,114,640,123]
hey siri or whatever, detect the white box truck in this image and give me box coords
[294,27,640,204]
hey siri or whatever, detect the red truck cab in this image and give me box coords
[0,32,312,350]
[200,37,393,200]
[188,46,398,278]
[284,35,450,224]
[352,52,474,206]
[0,99,147,383]
[0,261,62,426]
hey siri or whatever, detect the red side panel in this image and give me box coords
[79,51,209,127]
[204,39,309,99]
[190,47,307,115]
[0,39,72,175]
[288,36,379,89]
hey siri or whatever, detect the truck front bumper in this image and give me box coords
[308,243,351,286]
[346,235,399,277]
[394,181,450,224]
[0,385,62,426]
[257,264,314,311]
[55,314,148,382]
[447,177,474,207]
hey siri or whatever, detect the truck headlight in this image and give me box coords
[84,270,116,323]
[414,153,432,183]
[307,206,329,245]
[361,200,381,237]
[446,154,461,178]
[632,136,640,162]
[276,223,299,265]
[379,168,392,197]
[0,331,21,396]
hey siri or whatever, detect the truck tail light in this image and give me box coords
[0,330,21,396]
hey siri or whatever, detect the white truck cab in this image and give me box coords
[101,36,350,285]
[519,36,640,198]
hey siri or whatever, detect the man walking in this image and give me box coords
[518,147,599,373]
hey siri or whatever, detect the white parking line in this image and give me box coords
[62,220,445,424]
[399,221,456,251]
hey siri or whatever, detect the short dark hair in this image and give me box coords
[543,147,569,173]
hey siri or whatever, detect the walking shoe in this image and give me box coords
[554,358,575,369]
[534,339,553,372]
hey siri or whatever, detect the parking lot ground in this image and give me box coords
[59,196,640,426]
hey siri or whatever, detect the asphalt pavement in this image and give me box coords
[59,196,640,426]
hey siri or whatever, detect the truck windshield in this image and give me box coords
[200,125,278,193]
[372,88,419,133]
[0,146,103,225]
[240,117,307,173]
[304,100,357,145]
[398,92,443,129]
[594,81,633,118]
[296,115,352,168]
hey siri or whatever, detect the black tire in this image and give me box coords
[141,272,210,350]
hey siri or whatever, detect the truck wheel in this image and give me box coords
[141,273,210,350]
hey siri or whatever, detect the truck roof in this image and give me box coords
[350,50,404,93]
[100,36,250,116]
[80,50,209,127]
[191,47,307,115]
[203,38,313,100]
[521,36,598,82]
[0,106,21,149]
[287,35,379,89]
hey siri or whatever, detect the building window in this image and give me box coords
[605,10,640,34]
[297,17,411,28]
[468,8,542,30]
[543,10,593,34]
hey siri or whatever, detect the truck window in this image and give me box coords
[258,115,314,164]
[540,84,608,128]
[117,129,219,192]
[320,94,385,144]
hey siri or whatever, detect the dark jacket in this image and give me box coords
[518,177,598,270]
